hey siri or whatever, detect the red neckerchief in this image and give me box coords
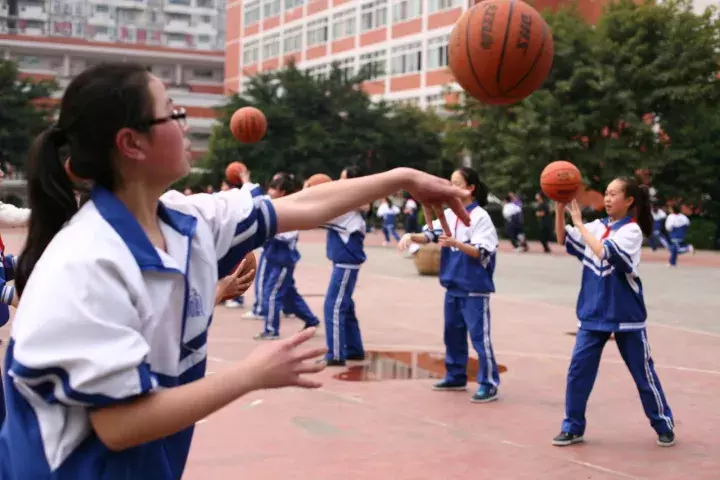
[601,217,636,240]
[0,233,5,262]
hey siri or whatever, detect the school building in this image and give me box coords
[0,0,228,158]
[222,0,632,107]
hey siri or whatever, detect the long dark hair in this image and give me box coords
[268,172,298,195]
[16,63,153,295]
[617,176,652,237]
[454,167,488,207]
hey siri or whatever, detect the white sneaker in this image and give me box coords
[242,311,263,319]
[223,299,243,308]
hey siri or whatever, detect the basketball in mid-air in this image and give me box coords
[305,173,333,188]
[225,161,247,185]
[230,106,267,143]
[540,161,582,203]
[448,0,554,105]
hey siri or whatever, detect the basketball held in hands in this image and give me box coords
[540,161,582,203]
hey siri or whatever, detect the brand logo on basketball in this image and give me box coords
[481,4,497,49]
[516,13,531,52]
[557,171,572,181]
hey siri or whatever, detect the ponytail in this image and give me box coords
[635,185,653,237]
[617,176,652,238]
[15,127,78,295]
[454,167,489,207]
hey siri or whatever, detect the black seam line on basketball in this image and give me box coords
[505,22,548,96]
[465,4,495,100]
[495,0,515,98]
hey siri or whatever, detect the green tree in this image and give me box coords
[0,60,57,169]
[446,0,720,206]
[204,62,445,186]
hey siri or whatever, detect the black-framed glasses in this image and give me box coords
[147,107,187,128]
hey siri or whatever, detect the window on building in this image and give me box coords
[392,0,421,22]
[426,93,445,108]
[427,34,448,70]
[360,0,387,32]
[359,49,386,79]
[263,0,280,18]
[243,0,260,25]
[193,68,215,79]
[332,8,356,40]
[283,25,302,53]
[284,0,302,9]
[243,40,260,65]
[428,0,455,13]
[306,17,328,47]
[306,63,329,80]
[262,33,280,59]
[391,41,421,75]
[333,56,355,79]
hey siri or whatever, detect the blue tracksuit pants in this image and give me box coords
[261,264,318,334]
[323,265,364,361]
[562,328,674,435]
[443,293,500,389]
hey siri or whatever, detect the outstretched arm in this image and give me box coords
[272,168,469,235]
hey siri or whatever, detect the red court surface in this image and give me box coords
[1,227,719,479]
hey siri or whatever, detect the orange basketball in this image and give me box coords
[225,161,247,185]
[220,251,257,302]
[448,0,554,105]
[305,173,333,187]
[540,161,582,203]
[230,107,267,143]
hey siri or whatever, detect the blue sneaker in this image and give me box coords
[432,379,467,391]
[471,386,498,403]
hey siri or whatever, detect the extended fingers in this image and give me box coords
[433,204,451,236]
[293,360,327,375]
[422,205,434,232]
[293,346,329,362]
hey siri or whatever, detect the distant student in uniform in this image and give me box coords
[552,176,675,448]
[502,196,528,252]
[665,205,694,267]
[399,167,501,403]
[254,174,320,340]
[649,204,669,251]
[0,171,30,425]
[377,196,401,246]
[403,192,419,234]
[0,62,470,479]
[535,192,552,253]
[322,165,370,366]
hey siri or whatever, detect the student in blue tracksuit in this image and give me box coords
[0,197,31,426]
[665,205,694,267]
[399,167,501,403]
[255,174,320,340]
[377,197,401,245]
[649,204,669,251]
[0,62,471,479]
[321,165,369,366]
[553,176,675,448]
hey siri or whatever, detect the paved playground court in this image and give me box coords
[1,229,719,479]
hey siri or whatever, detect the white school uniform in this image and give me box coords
[0,185,277,479]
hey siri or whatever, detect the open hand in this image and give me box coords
[438,235,458,248]
[403,169,471,236]
[216,258,256,305]
[243,328,328,390]
[397,233,414,252]
[566,200,583,226]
